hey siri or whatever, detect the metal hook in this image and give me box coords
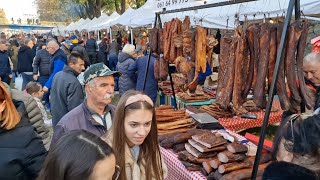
[226,16,229,30]
[263,14,266,23]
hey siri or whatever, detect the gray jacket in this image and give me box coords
[9,88,51,150]
[52,102,116,143]
[33,49,51,76]
[50,65,84,127]
[106,42,120,55]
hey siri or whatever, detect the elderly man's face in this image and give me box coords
[47,44,57,55]
[303,60,320,86]
[86,76,115,106]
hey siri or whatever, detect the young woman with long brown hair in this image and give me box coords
[102,90,167,180]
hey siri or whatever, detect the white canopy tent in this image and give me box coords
[123,0,320,29]
[93,12,120,30]
[81,17,98,31]
[108,7,136,27]
[89,14,110,31]
[66,18,85,31]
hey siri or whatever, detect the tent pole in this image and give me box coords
[130,28,133,44]
[295,0,300,20]
[251,0,296,179]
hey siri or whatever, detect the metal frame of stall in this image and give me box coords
[142,0,301,178]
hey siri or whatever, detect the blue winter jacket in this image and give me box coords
[45,49,67,89]
[116,52,136,95]
[128,54,158,103]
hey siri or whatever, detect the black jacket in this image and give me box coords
[86,38,97,53]
[33,49,51,76]
[17,45,36,73]
[0,50,11,78]
[50,65,84,126]
[0,100,47,180]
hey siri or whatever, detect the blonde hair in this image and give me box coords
[0,82,20,130]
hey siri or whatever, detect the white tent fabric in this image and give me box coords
[81,17,98,31]
[125,0,320,29]
[94,12,120,29]
[66,18,85,31]
[108,7,135,27]
[89,14,110,31]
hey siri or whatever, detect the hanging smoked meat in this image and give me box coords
[154,58,160,80]
[244,24,255,97]
[232,27,249,115]
[158,29,164,54]
[268,26,277,90]
[195,26,207,73]
[164,21,172,62]
[182,16,192,56]
[253,23,270,109]
[159,56,169,80]
[190,30,196,62]
[251,24,261,89]
[149,28,158,53]
[206,36,218,68]
[296,20,314,110]
[216,36,235,109]
[285,20,304,113]
[276,23,290,111]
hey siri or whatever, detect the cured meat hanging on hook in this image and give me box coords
[276,23,290,111]
[297,20,314,110]
[253,23,270,109]
[285,20,304,113]
[216,36,235,109]
[232,27,249,115]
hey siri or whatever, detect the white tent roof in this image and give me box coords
[160,0,320,29]
[109,7,135,27]
[81,17,98,31]
[125,0,320,29]
[95,12,121,29]
[66,18,84,31]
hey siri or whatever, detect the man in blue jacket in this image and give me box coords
[43,40,67,93]
[0,39,12,85]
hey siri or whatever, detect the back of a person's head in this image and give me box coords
[37,130,114,180]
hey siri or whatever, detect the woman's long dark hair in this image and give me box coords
[272,113,320,160]
[37,130,114,180]
[112,90,164,180]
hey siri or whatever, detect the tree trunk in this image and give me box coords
[120,0,126,14]
[114,0,120,14]
[95,0,101,18]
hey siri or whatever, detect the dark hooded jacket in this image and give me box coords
[17,45,36,73]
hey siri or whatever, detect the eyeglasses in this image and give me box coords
[112,165,120,180]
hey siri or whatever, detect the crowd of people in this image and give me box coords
[1,29,320,180]
[0,31,164,180]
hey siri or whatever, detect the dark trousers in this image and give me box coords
[88,52,97,64]
[108,53,118,90]
[38,76,50,108]
[21,72,33,90]
[108,53,118,71]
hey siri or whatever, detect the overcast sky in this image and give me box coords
[0,0,38,20]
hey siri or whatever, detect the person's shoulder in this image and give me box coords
[59,103,84,124]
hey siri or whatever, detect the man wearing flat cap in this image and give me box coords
[52,62,121,142]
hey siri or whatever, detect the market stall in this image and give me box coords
[147,0,318,178]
